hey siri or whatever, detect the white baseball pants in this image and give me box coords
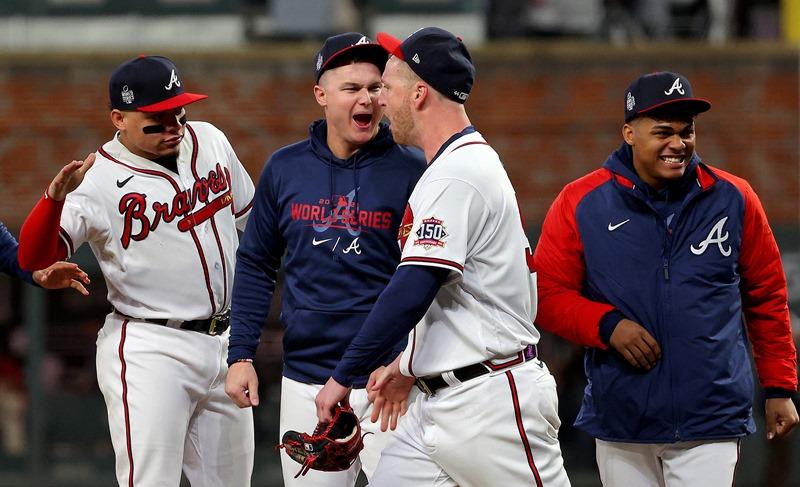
[596,438,740,487]
[96,316,254,486]
[369,359,571,487]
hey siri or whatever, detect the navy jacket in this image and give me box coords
[533,143,797,442]
[1,222,33,284]
[228,121,426,388]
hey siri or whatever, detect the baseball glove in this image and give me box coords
[278,405,368,478]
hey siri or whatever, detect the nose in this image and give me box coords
[669,134,686,150]
[357,87,374,106]
[377,88,387,108]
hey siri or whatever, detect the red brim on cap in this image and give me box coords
[138,92,208,113]
[376,32,404,60]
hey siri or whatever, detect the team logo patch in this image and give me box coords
[316,53,323,72]
[626,92,635,111]
[121,85,134,104]
[413,216,447,249]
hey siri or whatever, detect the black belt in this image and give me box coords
[112,308,230,336]
[415,344,538,395]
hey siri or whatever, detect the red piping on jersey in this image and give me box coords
[235,199,254,218]
[187,124,227,311]
[119,320,135,487]
[506,371,543,487]
[407,328,417,377]
[401,256,464,272]
[188,227,216,314]
[451,141,490,152]
[210,219,228,311]
[187,124,201,181]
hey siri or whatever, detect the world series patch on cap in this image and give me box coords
[109,55,207,112]
[624,72,711,122]
[315,32,388,83]
[377,27,475,104]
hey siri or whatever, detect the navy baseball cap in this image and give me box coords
[624,72,711,122]
[377,27,475,104]
[315,32,388,83]
[109,55,207,112]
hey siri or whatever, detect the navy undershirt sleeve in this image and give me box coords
[331,264,450,386]
[0,222,34,284]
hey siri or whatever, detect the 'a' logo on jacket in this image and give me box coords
[690,216,732,256]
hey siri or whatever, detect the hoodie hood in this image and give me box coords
[308,119,394,168]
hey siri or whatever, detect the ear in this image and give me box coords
[412,82,428,109]
[110,110,126,131]
[622,123,634,146]
[313,84,326,108]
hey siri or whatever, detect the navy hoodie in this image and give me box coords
[228,120,426,387]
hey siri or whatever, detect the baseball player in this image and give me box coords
[224,32,426,486]
[532,72,799,486]
[1,220,89,293]
[17,55,255,486]
[315,27,571,487]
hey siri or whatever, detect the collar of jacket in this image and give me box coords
[602,142,717,199]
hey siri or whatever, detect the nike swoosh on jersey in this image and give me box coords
[607,219,631,231]
[116,175,134,188]
[312,237,333,246]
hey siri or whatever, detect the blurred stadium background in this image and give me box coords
[0,0,798,485]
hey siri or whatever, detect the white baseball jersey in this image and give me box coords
[396,130,539,378]
[59,121,254,320]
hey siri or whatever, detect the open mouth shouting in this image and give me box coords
[353,113,374,130]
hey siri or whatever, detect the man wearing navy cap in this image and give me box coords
[18,55,256,486]
[316,27,571,486]
[224,32,425,486]
[533,71,799,486]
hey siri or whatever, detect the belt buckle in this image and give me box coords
[208,317,219,336]
[415,378,434,396]
[208,311,231,336]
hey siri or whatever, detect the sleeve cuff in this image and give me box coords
[332,368,353,388]
[764,387,795,399]
[226,346,256,366]
[599,309,625,345]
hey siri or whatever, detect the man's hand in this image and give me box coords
[367,356,413,432]
[315,377,351,423]
[225,361,260,408]
[765,397,799,440]
[32,261,90,295]
[609,319,661,370]
[48,153,96,201]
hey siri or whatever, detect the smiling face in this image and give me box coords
[623,112,697,190]
[315,61,384,158]
[112,107,186,160]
